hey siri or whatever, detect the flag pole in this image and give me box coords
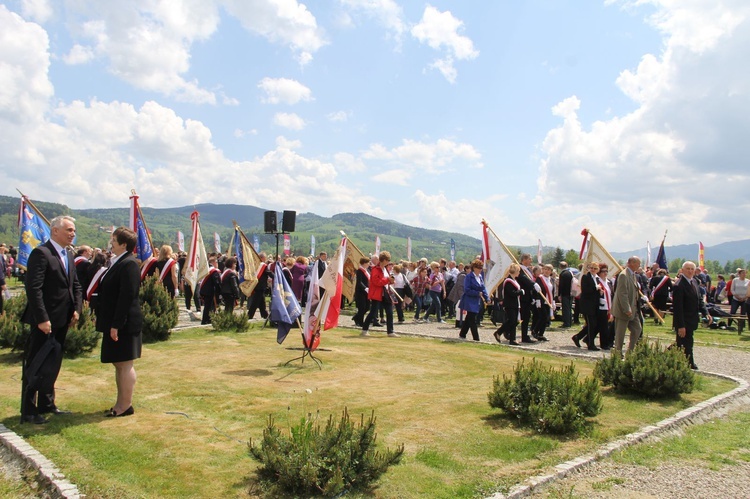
[16,189,51,225]
[589,229,664,324]
[481,219,520,294]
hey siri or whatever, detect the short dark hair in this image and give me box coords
[112,227,137,253]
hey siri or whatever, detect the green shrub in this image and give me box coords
[594,340,694,397]
[64,302,100,358]
[139,275,179,343]
[0,294,98,358]
[249,409,404,497]
[211,310,250,332]
[488,358,602,434]
[0,294,29,352]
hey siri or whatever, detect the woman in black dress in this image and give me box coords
[96,227,143,418]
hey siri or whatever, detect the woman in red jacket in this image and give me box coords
[361,251,399,337]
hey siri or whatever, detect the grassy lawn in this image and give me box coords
[640,313,750,352]
[0,324,736,498]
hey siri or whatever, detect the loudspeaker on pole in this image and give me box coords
[264,211,277,233]
[282,210,296,232]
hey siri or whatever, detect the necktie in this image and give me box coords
[61,248,68,272]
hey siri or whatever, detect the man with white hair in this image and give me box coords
[612,256,643,355]
[673,261,712,369]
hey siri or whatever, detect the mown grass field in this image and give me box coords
[0,323,737,498]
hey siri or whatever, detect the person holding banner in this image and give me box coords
[361,251,398,337]
[458,260,489,341]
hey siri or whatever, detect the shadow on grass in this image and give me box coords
[223,369,274,377]
[2,410,122,435]
[0,351,22,365]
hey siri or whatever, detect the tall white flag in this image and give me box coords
[185,211,209,290]
[481,220,519,294]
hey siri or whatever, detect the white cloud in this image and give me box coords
[333,152,366,172]
[273,112,306,130]
[413,190,508,236]
[258,77,313,104]
[338,0,407,43]
[411,6,478,83]
[362,138,483,173]
[371,168,410,186]
[56,1,221,104]
[63,44,95,65]
[275,136,302,149]
[20,0,53,23]
[536,0,750,249]
[327,110,350,122]
[221,0,327,65]
[233,128,258,138]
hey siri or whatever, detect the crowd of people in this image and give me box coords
[3,221,738,424]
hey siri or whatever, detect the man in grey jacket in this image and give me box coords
[612,256,643,356]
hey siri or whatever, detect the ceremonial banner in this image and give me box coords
[283,234,290,255]
[17,195,50,270]
[321,236,347,330]
[375,235,380,255]
[184,211,209,291]
[270,260,302,344]
[699,241,705,271]
[214,232,221,253]
[253,234,260,252]
[177,231,185,252]
[646,241,652,269]
[341,236,366,302]
[407,237,412,261]
[231,222,262,296]
[311,235,316,256]
[579,228,624,277]
[450,238,456,261]
[481,220,519,294]
[129,190,154,263]
[303,261,322,350]
[655,231,668,269]
[537,239,543,264]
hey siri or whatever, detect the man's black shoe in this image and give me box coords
[690,364,699,370]
[588,346,601,351]
[521,338,537,344]
[21,414,48,425]
[571,335,581,348]
[508,340,519,346]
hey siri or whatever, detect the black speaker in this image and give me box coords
[264,211,277,233]
[282,210,296,232]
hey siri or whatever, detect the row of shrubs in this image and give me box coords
[0,275,179,358]
[251,340,696,496]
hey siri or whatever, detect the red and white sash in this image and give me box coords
[86,266,107,301]
[140,257,157,281]
[521,266,534,281]
[158,258,176,283]
[359,266,370,282]
[505,277,522,320]
[599,278,612,316]
[650,275,670,299]
[198,267,220,288]
[255,262,267,280]
[74,256,87,267]
[537,276,554,318]
[221,268,236,283]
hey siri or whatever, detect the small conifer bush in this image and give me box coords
[139,274,178,343]
[211,310,250,332]
[249,408,404,497]
[0,294,98,358]
[594,340,694,396]
[488,358,602,434]
[0,294,29,352]
[64,302,100,358]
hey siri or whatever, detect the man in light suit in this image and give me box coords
[21,216,82,424]
[673,261,712,369]
[612,256,643,356]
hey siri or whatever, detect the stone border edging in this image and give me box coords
[0,423,81,498]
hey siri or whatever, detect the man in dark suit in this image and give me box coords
[673,261,712,369]
[572,262,601,350]
[558,262,573,328]
[21,215,82,424]
[247,252,271,320]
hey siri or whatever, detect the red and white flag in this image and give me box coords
[303,260,321,350]
[184,211,209,290]
[321,236,347,330]
[699,241,705,271]
[375,235,381,255]
[283,234,291,255]
[406,236,412,261]
[481,220,519,294]
[537,239,543,264]
[214,232,221,253]
[177,231,184,252]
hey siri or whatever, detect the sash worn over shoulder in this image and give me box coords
[158,258,176,283]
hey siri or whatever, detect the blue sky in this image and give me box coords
[1,0,747,252]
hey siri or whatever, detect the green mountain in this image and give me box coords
[1,195,487,262]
